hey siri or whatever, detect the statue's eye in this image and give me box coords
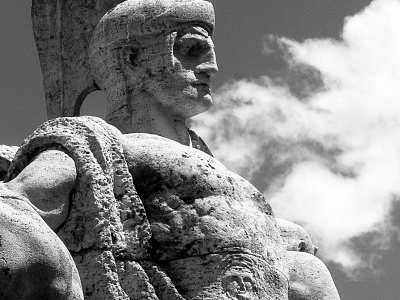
[174,38,209,59]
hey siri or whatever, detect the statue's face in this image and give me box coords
[146,26,218,119]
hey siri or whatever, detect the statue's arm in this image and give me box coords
[5,149,76,230]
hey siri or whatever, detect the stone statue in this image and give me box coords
[0,0,340,299]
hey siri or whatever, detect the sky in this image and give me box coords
[1,0,400,299]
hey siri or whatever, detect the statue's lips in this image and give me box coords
[192,81,210,88]
[192,82,211,94]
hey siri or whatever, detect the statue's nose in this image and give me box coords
[236,278,250,300]
[196,49,218,77]
[233,276,247,292]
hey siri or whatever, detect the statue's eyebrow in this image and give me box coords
[185,26,209,38]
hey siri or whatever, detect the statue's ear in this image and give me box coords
[167,32,178,73]
[120,45,142,71]
[129,47,141,68]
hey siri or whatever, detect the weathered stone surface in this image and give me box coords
[123,134,282,259]
[0,0,341,298]
[0,183,83,299]
[276,218,318,255]
[6,117,290,299]
[287,252,340,300]
[88,0,217,138]
[5,149,76,230]
[123,133,289,298]
[3,113,341,299]
[32,0,125,119]
[6,116,154,299]
[31,0,215,122]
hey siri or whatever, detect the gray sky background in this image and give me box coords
[2,1,400,299]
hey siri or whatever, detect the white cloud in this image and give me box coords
[192,0,400,275]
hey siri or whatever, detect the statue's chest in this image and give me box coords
[123,137,266,204]
[125,141,234,201]
[122,137,278,261]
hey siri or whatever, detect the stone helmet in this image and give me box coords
[89,0,215,123]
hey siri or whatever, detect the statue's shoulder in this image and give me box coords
[122,132,227,179]
[122,132,273,214]
[122,132,215,163]
[122,130,213,156]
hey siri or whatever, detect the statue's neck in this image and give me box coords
[106,95,191,146]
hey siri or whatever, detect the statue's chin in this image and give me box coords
[173,97,213,119]
[174,87,214,119]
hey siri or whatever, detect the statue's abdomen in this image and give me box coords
[123,135,289,299]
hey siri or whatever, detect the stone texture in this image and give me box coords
[0,183,83,299]
[0,0,342,298]
[287,252,340,300]
[3,115,341,298]
[6,116,154,299]
[31,0,215,122]
[88,0,217,136]
[276,218,318,255]
[5,149,76,230]
[6,117,289,299]
[123,133,289,298]
[31,0,125,119]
